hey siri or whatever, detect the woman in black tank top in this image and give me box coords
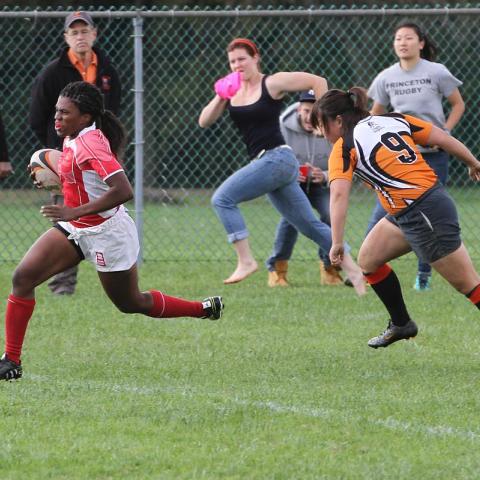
[199,38,365,294]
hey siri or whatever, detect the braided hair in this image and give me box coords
[59,81,126,158]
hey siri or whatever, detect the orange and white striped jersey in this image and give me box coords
[328,113,438,215]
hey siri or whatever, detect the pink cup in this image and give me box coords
[214,72,242,99]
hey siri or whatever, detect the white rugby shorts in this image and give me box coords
[58,210,140,272]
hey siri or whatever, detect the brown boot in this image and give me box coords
[268,271,280,287]
[275,260,289,286]
[320,262,344,286]
[268,260,289,287]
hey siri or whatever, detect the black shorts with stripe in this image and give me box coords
[386,183,461,264]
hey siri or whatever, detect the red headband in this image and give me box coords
[228,38,259,55]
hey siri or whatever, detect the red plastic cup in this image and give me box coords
[299,165,310,177]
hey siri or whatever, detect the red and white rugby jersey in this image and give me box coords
[60,123,124,228]
[328,113,438,215]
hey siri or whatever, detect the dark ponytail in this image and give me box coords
[394,21,437,62]
[97,110,127,160]
[59,81,127,159]
[310,87,369,136]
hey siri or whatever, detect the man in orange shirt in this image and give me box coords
[29,11,122,295]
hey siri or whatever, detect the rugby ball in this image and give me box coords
[29,149,62,191]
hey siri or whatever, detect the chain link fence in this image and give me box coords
[0,6,479,263]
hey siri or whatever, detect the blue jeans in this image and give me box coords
[266,183,331,270]
[211,146,333,258]
[365,150,449,275]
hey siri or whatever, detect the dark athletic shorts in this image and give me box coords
[385,183,461,264]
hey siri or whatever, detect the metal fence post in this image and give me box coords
[132,14,144,264]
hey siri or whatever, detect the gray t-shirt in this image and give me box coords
[368,58,462,130]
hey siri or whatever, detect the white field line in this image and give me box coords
[243,400,480,441]
[27,374,479,442]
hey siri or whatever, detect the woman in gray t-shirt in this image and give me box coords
[366,21,465,292]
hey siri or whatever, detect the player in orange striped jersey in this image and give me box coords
[311,87,480,348]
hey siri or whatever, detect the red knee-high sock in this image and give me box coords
[5,294,36,364]
[466,284,480,309]
[147,290,204,318]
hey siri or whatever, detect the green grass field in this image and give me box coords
[1,254,480,479]
[1,185,480,263]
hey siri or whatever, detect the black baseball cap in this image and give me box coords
[298,90,316,103]
[64,11,95,30]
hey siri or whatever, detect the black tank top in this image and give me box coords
[227,75,285,159]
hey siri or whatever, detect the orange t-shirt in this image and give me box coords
[328,113,437,215]
[67,49,98,84]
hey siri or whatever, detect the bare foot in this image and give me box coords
[347,271,367,296]
[340,254,367,296]
[223,261,258,284]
